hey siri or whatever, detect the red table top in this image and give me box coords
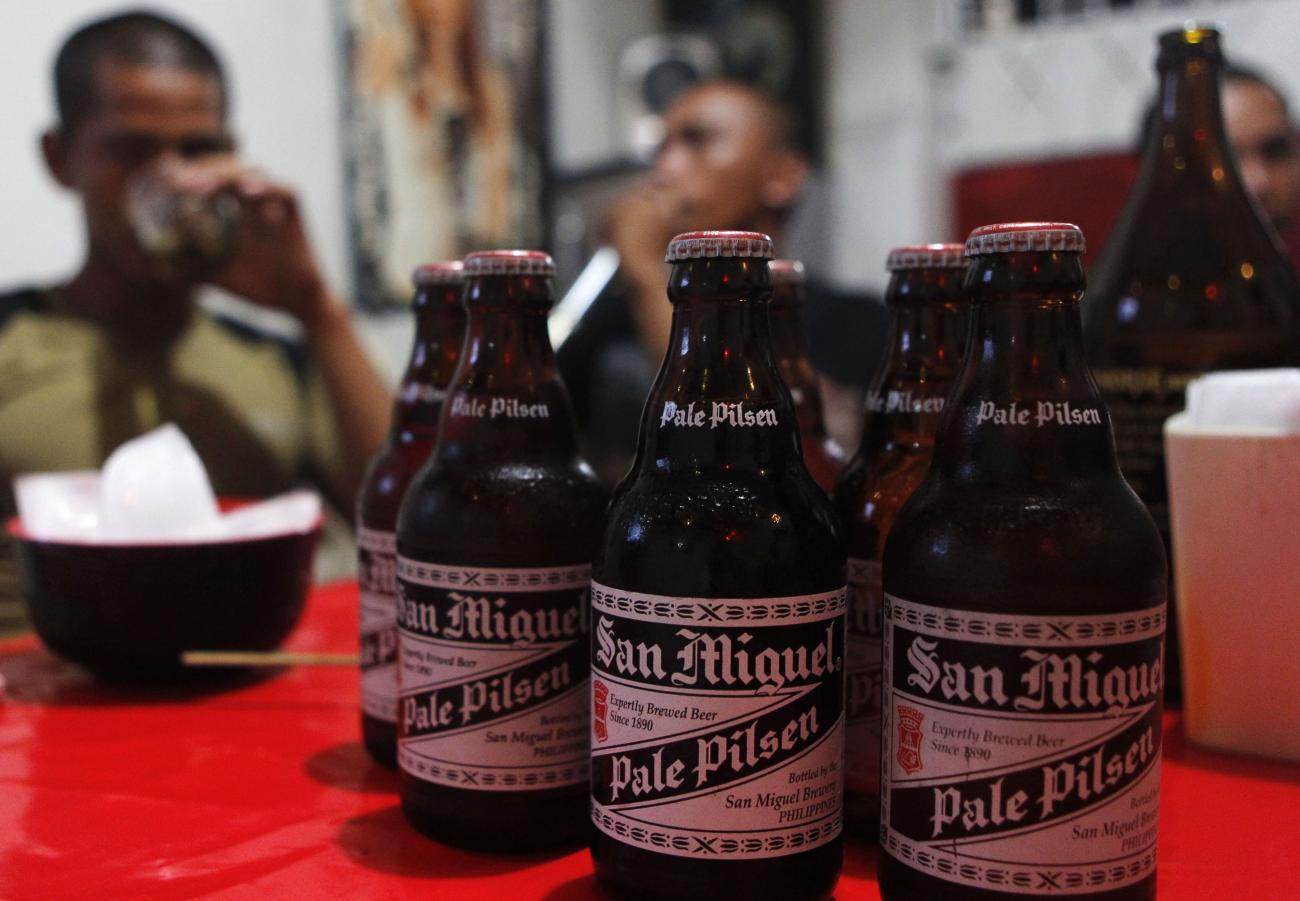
[2,581,1297,900]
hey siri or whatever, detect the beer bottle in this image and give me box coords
[591,232,846,901]
[832,243,967,837]
[768,259,844,492]
[395,250,606,851]
[1085,24,1300,699]
[357,262,466,768]
[880,223,1167,900]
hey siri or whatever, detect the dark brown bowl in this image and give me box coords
[8,506,320,682]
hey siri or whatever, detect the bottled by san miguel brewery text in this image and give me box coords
[881,223,1167,900]
[768,259,844,492]
[832,243,968,836]
[395,250,607,851]
[591,232,847,901]
[357,262,466,768]
[1085,24,1300,699]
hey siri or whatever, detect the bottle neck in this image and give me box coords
[1142,48,1239,191]
[390,295,467,441]
[436,278,579,463]
[633,259,801,473]
[931,253,1118,483]
[768,300,825,435]
[863,269,968,456]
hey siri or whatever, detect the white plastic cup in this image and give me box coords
[1165,415,1300,763]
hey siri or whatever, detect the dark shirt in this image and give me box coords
[802,279,889,392]
[556,271,888,478]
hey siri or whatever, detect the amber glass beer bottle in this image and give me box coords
[880,223,1167,900]
[357,262,466,768]
[395,250,606,851]
[768,259,843,492]
[832,243,967,836]
[590,232,846,901]
[1086,24,1300,699]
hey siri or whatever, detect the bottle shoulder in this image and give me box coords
[882,475,1167,614]
[834,448,932,557]
[1091,185,1300,307]
[357,439,438,524]
[597,468,845,598]
[405,456,605,506]
[398,457,608,565]
[365,434,437,474]
[608,465,836,521]
[1084,277,1300,368]
[834,443,928,507]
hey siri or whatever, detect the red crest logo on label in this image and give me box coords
[593,680,609,743]
[896,705,924,774]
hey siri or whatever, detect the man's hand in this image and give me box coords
[158,155,389,510]
[164,156,331,326]
[605,182,686,361]
[606,181,684,285]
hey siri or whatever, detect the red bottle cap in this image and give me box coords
[886,243,967,271]
[769,259,806,284]
[965,222,1086,256]
[463,250,555,276]
[412,261,465,286]
[665,230,774,262]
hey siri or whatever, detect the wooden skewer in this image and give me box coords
[180,650,359,667]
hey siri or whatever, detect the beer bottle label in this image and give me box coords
[396,561,591,791]
[1091,366,1199,537]
[656,400,780,429]
[397,383,447,405]
[447,393,552,420]
[865,388,947,416]
[880,594,1165,894]
[590,582,846,860]
[845,558,883,795]
[358,526,398,723]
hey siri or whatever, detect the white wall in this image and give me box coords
[823,0,947,294]
[938,0,1300,168]
[548,0,661,175]
[0,0,349,298]
[822,0,1300,294]
[11,1,1300,309]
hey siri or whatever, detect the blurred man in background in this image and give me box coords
[558,78,885,479]
[1223,64,1300,266]
[0,11,389,607]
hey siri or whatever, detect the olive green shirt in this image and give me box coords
[0,287,344,615]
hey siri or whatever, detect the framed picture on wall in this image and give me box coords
[336,0,548,309]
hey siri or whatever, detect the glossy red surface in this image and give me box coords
[2,581,1297,900]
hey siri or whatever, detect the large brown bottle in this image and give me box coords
[880,223,1167,900]
[1086,24,1300,699]
[768,259,844,493]
[357,262,466,768]
[590,232,846,901]
[832,243,967,837]
[395,250,607,851]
